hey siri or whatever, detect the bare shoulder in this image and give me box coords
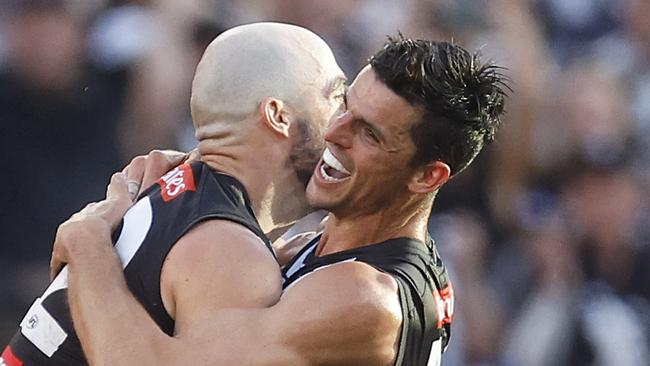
[298,260,401,323]
[279,261,403,366]
[163,219,279,286]
[161,219,281,325]
[307,260,397,299]
[166,219,272,264]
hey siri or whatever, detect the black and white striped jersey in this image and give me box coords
[3,162,270,366]
[282,235,454,366]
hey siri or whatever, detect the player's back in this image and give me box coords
[2,162,271,365]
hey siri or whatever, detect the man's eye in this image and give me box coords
[364,127,379,142]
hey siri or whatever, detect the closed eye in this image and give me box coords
[363,126,380,143]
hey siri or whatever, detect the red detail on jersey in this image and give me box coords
[158,163,196,202]
[433,282,455,329]
[1,346,24,366]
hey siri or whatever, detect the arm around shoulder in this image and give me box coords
[164,260,404,366]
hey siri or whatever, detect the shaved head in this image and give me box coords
[191,22,343,132]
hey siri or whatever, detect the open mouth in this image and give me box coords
[319,148,351,183]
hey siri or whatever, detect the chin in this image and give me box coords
[306,190,332,211]
[305,182,320,206]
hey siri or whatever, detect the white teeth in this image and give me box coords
[320,164,340,182]
[322,148,350,175]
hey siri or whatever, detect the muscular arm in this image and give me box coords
[58,176,402,365]
[67,243,402,366]
[162,220,282,336]
[63,218,282,365]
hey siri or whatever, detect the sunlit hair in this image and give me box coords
[369,35,509,175]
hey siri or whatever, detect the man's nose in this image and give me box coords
[324,111,353,148]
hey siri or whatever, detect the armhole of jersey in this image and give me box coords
[393,278,409,366]
[156,214,272,326]
[190,214,273,255]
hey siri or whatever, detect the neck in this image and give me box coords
[317,199,432,256]
[198,124,310,234]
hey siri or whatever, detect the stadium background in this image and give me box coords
[1,0,649,364]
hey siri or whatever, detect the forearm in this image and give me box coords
[66,246,171,365]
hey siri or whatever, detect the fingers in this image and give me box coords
[160,149,189,165]
[288,231,318,243]
[127,180,141,200]
[103,173,133,231]
[50,251,65,281]
[123,156,146,200]
[141,150,186,191]
[107,172,130,201]
[121,149,189,200]
[140,150,169,190]
[186,148,201,163]
[51,220,75,280]
[50,216,114,279]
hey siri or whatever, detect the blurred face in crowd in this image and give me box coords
[306,65,424,218]
[9,7,84,91]
[565,64,632,162]
[624,0,650,52]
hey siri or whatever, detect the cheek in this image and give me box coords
[364,160,413,189]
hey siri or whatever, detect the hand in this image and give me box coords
[122,149,199,200]
[274,231,320,266]
[273,211,328,266]
[50,172,134,279]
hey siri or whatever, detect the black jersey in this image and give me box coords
[3,162,270,366]
[282,235,454,366]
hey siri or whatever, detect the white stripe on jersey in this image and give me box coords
[283,257,357,292]
[20,297,67,357]
[427,339,442,366]
[43,266,69,299]
[0,356,5,366]
[283,242,318,281]
[18,196,154,358]
[115,196,154,268]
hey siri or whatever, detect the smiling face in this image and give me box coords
[305,65,425,218]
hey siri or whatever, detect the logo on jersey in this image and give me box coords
[1,346,24,366]
[26,314,38,329]
[158,163,196,202]
[433,282,454,329]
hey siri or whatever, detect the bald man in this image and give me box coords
[2,22,346,366]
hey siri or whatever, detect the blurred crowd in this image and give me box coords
[1,0,649,365]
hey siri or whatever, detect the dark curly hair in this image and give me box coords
[369,35,509,176]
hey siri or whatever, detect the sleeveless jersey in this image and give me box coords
[282,235,454,366]
[3,162,270,366]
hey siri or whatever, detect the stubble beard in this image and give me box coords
[289,118,325,188]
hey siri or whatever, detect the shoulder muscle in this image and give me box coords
[277,261,403,366]
[161,219,281,334]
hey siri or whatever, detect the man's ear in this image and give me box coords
[261,97,292,138]
[408,161,450,194]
